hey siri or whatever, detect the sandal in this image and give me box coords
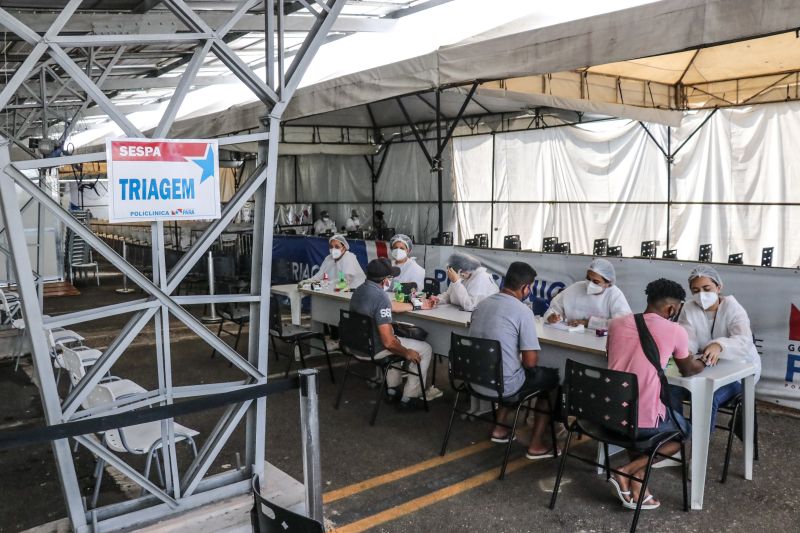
[525,448,559,460]
[608,476,632,505]
[490,433,516,444]
[623,493,661,510]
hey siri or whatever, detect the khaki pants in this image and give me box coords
[372,337,433,399]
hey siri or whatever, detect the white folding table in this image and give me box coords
[271,283,304,326]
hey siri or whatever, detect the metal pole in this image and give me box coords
[435,89,444,239]
[299,369,323,522]
[666,127,672,250]
[201,250,221,323]
[115,240,135,293]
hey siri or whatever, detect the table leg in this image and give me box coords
[743,375,755,480]
[289,290,302,326]
[690,381,713,510]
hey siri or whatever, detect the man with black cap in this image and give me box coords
[313,210,336,235]
[350,258,434,409]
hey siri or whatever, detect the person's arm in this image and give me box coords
[707,300,755,362]
[376,323,421,363]
[341,254,366,288]
[520,349,539,368]
[607,288,632,318]
[307,256,332,282]
[448,273,497,312]
[674,354,706,376]
[672,327,705,376]
[544,287,566,323]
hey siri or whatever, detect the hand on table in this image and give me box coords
[701,342,722,366]
[568,319,588,327]
[546,313,562,324]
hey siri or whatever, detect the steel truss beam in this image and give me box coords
[0,1,344,531]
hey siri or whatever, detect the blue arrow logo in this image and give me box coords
[191,145,215,184]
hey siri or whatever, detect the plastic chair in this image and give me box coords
[87,383,198,508]
[334,309,427,425]
[268,295,335,383]
[0,287,20,324]
[439,333,557,479]
[251,475,324,533]
[549,359,689,533]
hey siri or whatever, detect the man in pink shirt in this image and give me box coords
[606,278,705,510]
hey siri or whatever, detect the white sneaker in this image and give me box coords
[425,386,444,400]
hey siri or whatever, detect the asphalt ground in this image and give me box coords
[1,277,799,532]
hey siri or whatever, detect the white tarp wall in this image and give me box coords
[453,100,800,267]
[275,140,455,243]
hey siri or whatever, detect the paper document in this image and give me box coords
[545,322,571,331]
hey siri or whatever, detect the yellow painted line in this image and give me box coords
[323,440,493,504]
[331,457,531,533]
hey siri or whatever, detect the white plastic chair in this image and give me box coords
[0,287,20,324]
[86,384,199,508]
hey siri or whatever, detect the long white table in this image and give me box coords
[300,286,755,510]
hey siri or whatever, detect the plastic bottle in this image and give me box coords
[336,271,347,291]
[393,281,404,303]
[322,272,330,289]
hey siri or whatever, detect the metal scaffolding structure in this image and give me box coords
[0,1,347,531]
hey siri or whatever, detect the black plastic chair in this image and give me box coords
[334,309,428,425]
[439,333,557,479]
[719,391,759,483]
[251,475,324,533]
[269,296,335,383]
[209,301,250,358]
[550,359,689,533]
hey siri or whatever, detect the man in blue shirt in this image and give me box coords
[469,261,559,459]
[350,258,434,409]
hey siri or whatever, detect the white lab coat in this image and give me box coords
[438,267,498,311]
[394,257,426,290]
[543,280,631,329]
[679,295,761,381]
[345,217,361,231]
[308,251,366,288]
[313,218,336,235]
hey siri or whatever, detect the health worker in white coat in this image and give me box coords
[313,210,337,235]
[544,258,631,329]
[307,234,366,288]
[390,234,425,290]
[434,252,498,312]
[677,265,761,428]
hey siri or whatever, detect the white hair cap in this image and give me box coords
[389,233,413,251]
[448,252,481,273]
[329,234,349,250]
[588,258,616,283]
[688,265,722,287]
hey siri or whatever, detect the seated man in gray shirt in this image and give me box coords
[469,261,560,459]
[350,258,434,410]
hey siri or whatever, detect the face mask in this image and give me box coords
[322,217,330,222]
[694,291,718,310]
[383,280,393,291]
[330,248,343,260]
[391,248,407,261]
[586,281,604,295]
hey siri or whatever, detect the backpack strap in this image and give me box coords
[633,313,685,437]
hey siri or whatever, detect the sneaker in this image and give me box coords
[425,386,444,400]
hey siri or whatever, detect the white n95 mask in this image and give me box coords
[330,248,343,260]
[391,248,407,261]
[694,291,718,310]
[586,281,604,295]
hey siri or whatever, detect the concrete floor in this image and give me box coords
[1,276,799,532]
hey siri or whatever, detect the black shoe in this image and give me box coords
[396,397,424,412]
[384,387,401,404]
